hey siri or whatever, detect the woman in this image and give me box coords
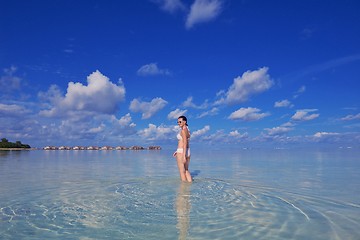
[173,116,192,182]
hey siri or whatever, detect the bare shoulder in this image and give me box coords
[181,128,187,135]
[183,126,190,138]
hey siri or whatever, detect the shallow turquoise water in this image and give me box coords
[0,148,359,239]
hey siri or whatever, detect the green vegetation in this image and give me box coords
[0,138,31,149]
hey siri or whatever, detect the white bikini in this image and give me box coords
[176,127,190,157]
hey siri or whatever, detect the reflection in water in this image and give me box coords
[0,150,10,157]
[175,183,191,240]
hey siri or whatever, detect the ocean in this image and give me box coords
[0,147,359,239]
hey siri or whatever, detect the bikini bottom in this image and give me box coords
[176,148,190,157]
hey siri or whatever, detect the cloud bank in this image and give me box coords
[138,123,174,140]
[40,70,125,117]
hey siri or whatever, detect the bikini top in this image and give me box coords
[177,127,190,141]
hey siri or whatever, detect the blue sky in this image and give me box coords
[1,0,360,148]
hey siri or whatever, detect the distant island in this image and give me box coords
[0,138,31,149]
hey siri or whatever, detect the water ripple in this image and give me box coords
[0,177,359,239]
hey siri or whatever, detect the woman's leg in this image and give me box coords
[185,156,190,170]
[176,153,187,181]
[185,156,192,182]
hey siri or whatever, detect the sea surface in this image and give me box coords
[0,148,359,240]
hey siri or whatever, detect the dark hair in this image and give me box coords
[178,115,188,126]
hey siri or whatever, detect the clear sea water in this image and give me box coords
[0,148,359,240]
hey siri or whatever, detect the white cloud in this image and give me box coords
[182,96,208,109]
[265,126,293,136]
[137,63,170,76]
[155,0,186,13]
[201,129,249,143]
[113,113,136,127]
[0,103,30,117]
[88,124,106,134]
[341,113,360,121]
[298,85,306,93]
[229,130,248,139]
[0,66,22,92]
[191,125,210,138]
[138,123,174,140]
[282,122,295,127]
[291,109,319,121]
[197,107,219,118]
[40,70,125,117]
[313,132,340,138]
[312,132,342,143]
[274,99,293,108]
[215,67,273,105]
[293,85,306,99]
[38,84,62,101]
[108,113,137,137]
[229,107,270,121]
[311,132,360,144]
[168,108,187,120]
[30,112,139,146]
[129,97,168,119]
[186,0,222,29]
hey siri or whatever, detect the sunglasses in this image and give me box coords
[177,121,182,124]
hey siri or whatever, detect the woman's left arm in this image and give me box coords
[181,129,187,160]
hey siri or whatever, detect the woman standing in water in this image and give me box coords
[173,116,192,182]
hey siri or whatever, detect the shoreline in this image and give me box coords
[0,148,34,151]
[0,146,162,151]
